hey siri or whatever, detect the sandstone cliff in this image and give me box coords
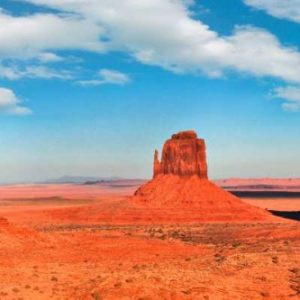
[153,130,207,178]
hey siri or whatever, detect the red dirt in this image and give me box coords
[0,183,299,299]
[0,182,140,200]
[131,175,276,223]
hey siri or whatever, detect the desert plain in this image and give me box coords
[0,179,299,300]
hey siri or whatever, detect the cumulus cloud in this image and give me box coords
[0,0,299,115]
[273,86,300,111]
[0,11,105,59]
[10,0,300,85]
[224,26,300,83]
[0,87,32,115]
[244,0,300,23]
[77,69,130,87]
[0,9,106,80]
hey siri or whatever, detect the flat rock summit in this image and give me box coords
[131,130,273,222]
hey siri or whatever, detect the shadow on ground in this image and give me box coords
[270,210,300,221]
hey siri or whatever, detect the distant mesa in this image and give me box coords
[131,130,273,222]
[43,176,121,184]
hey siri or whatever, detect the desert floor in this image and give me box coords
[0,183,299,300]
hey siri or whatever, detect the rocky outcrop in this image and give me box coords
[131,130,272,222]
[153,130,208,178]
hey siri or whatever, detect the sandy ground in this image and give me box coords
[0,183,299,299]
[243,198,300,211]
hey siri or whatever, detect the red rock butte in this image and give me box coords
[130,130,273,222]
[153,130,208,178]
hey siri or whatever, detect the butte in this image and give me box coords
[128,130,273,222]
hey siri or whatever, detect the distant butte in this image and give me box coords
[131,130,273,222]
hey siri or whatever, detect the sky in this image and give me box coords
[0,0,300,183]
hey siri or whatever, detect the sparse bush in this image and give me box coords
[290,284,300,293]
[289,268,300,274]
[114,282,122,288]
[260,291,270,297]
[232,241,241,248]
[91,291,102,300]
[272,256,278,264]
[159,234,167,240]
[157,228,163,234]
[170,231,180,238]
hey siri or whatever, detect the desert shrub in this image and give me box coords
[231,241,241,248]
[260,291,270,297]
[91,291,102,300]
[272,256,278,264]
[290,268,300,274]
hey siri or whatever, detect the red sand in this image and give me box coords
[243,198,300,211]
[0,183,299,299]
[0,182,141,200]
[132,175,274,222]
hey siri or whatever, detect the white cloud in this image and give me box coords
[0,64,72,80]
[0,0,298,114]
[0,87,32,115]
[0,11,105,59]
[273,86,300,111]
[224,26,300,83]
[99,69,130,85]
[17,66,72,79]
[37,52,63,63]
[0,8,106,80]
[244,0,300,23]
[77,69,130,86]
[13,0,300,85]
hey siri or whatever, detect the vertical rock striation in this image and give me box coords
[153,130,207,178]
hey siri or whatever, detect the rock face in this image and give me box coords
[153,130,207,179]
[131,130,272,222]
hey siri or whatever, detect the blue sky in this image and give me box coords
[0,0,300,183]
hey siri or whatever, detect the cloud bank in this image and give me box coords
[1,0,300,111]
[10,0,300,84]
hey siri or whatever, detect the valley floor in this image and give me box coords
[0,184,299,300]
